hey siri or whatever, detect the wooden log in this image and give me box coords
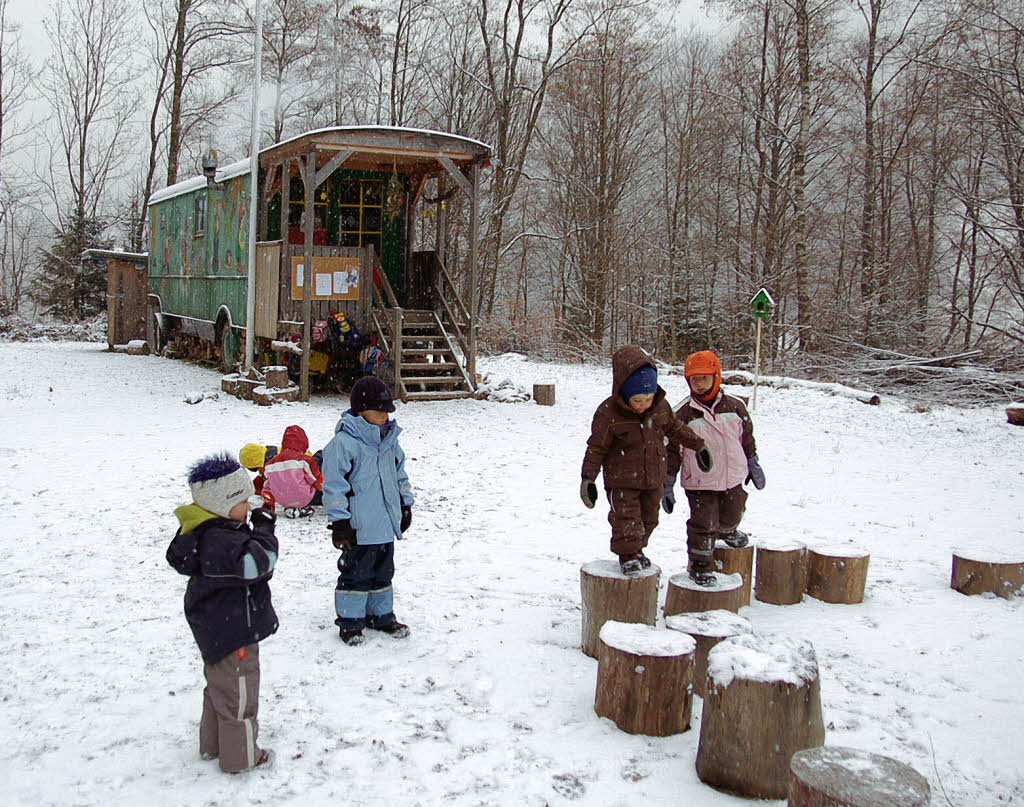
[664,571,744,617]
[696,634,825,799]
[788,746,931,807]
[594,620,696,736]
[665,609,753,698]
[252,384,301,406]
[1006,405,1024,426]
[951,550,1024,599]
[111,340,150,355]
[533,383,556,406]
[262,365,289,389]
[755,542,808,605]
[580,560,660,659]
[805,547,870,604]
[714,541,755,607]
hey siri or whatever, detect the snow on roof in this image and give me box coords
[599,621,696,657]
[148,158,252,206]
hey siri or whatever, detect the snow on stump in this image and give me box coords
[252,384,301,406]
[664,571,744,617]
[594,620,696,736]
[533,383,556,406]
[788,746,931,807]
[714,541,755,607]
[1006,405,1024,426]
[262,365,289,389]
[221,367,263,400]
[665,610,753,698]
[580,560,660,659]
[755,542,808,605]
[111,339,150,355]
[696,634,825,799]
[951,550,1024,599]
[805,547,870,604]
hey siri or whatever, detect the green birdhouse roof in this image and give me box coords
[751,287,775,308]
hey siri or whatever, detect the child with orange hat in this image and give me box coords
[663,350,766,586]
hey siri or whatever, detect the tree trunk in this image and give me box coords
[755,543,808,605]
[579,560,659,658]
[665,610,753,698]
[788,746,931,807]
[805,548,870,604]
[951,552,1024,599]
[664,571,744,617]
[714,543,755,607]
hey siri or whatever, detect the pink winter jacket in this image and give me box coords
[669,393,756,491]
[263,426,323,508]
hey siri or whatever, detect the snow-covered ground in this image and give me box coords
[0,341,1021,806]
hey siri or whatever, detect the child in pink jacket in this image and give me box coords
[262,425,324,518]
[664,350,766,586]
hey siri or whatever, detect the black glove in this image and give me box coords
[330,519,356,550]
[580,478,598,509]
[661,478,676,514]
[696,447,714,473]
[746,454,766,489]
[400,506,412,533]
[250,504,276,527]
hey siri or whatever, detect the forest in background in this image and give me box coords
[0,0,1022,394]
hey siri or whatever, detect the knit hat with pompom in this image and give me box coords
[188,452,255,518]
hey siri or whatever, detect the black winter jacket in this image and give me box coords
[167,505,279,665]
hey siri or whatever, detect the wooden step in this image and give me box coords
[401,348,453,356]
[401,376,466,386]
[402,390,474,401]
[399,361,460,371]
[401,334,444,342]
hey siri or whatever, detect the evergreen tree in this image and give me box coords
[32,213,112,320]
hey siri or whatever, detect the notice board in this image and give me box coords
[290,255,360,301]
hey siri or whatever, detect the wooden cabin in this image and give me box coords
[146,126,491,401]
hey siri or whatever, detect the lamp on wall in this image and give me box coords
[202,149,219,186]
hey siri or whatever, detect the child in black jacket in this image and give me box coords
[167,453,279,773]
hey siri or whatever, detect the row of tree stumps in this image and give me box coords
[581,543,935,805]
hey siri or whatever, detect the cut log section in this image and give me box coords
[665,609,753,698]
[697,633,825,799]
[580,560,660,659]
[262,365,289,389]
[805,547,870,604]
[788,745,931,807]
[111,340,150,355]
[594,620,696,736]
[533,383,556,406]
[755,542,808,605]
[951,551,1024,599]
[664,571,744,617]
[1006,405,1024,426]
[714,541,755,607]
[252,384,301,406]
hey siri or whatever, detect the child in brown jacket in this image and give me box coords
[581,345,709,574]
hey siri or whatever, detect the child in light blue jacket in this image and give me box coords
[322,376,414,646]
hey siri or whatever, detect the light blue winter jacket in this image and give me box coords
[322,410,414,544]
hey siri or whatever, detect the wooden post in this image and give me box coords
[579,560,659,659]
[696,634,825,799]
[665,610,753,698]
[752,317,763,412]
[714,542,755,607]
[300,151,314,402]
[594,621,695,736]
[533,383,555,406]
[805,547,870,604]
[468,160,479,383]
[788,746,931,807]
[663,571,744,617]
[755,542,808,605]
[951,551,1024,598]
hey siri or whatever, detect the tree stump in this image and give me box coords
[580,560,660,658]
[533,383,556,406]
[594,620,696,736]
[252,384,301,406]
[755,542,808,605]
[788,746,931,807]
[665,609,753,698]
[664,572,744,617]
[951,551,1024,599]
[262,365,289,389]
[714,541,755,607]
[805,547,870,604]
[1006,405,1024,426]
[696,633,825,799]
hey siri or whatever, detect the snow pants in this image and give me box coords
[335,543,399,630]
[684,485,747,571]
[607,487,661,556]
[199,643,265,773]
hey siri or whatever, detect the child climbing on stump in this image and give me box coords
[581,345,707,575]
[664,350,766,586]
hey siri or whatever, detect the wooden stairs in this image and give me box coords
[395,309,474,402]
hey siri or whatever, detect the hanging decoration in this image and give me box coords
[384,168,404,222]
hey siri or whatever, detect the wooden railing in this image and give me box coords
[367,247,404,398]
[433,255,472,363]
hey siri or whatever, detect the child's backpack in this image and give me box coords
[312,319,329,343]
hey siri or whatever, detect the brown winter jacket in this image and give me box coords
[581,346,705,490]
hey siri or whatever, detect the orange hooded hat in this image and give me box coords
[684,350,722,404]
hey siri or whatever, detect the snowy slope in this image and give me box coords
[0,341,1021,806]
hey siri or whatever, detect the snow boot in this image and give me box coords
[721,529,749,549]
[637,551,653,569]
[339,628,365,646]
[373,620,410,639]
[619,554,644,575]
[690,567,716,587]
[297,505,315,518]
[283,507,299,519]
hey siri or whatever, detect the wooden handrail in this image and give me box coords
[435,256,470,326]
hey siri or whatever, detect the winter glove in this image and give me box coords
[330,519,356,551]
[250,505,276,527]
[400,506,412,533]
[745,453,766,490]
[580,478,598,509]
[696,447,714,473]
[661,479,676,514]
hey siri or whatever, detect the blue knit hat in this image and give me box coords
[621,364,658,400]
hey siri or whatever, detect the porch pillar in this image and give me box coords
[468,160,480,384]
[300,150,315,401]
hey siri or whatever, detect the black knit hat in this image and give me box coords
[350,375,395,413]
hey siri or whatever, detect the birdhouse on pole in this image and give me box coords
[751,287,775,320]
